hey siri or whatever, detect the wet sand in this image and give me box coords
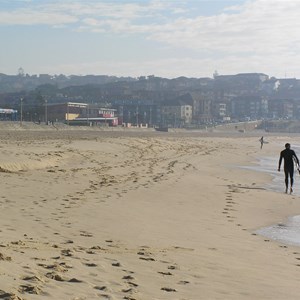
[252,145,300,248]
[0,126,300,299]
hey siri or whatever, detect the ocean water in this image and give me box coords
[244,155,300,196]
[244,145,300,247]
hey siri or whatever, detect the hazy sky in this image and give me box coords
[1,0,300,79]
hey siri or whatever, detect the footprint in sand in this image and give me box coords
[64,239,74,244]
[85,262,97,267]
[127,282,138,287]
[139,257,155,262]
[61,249,73,257]
[0,252,12,261]
[45,272,65,282]
[21,275,44,283]
[121,288,134,293]
[178,280,190,285]
[161,287,177,292]
[0,289,24,300]
[158,271,173,276]
[123,275,135,280]
[68,278,83,283]
[80,231,93,237]
[94,286,108,291]
[18,284,41,295]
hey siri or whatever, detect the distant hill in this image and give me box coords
[0,73,137,93]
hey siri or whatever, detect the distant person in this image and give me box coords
[259,136,264,149]
[278,143,299,194]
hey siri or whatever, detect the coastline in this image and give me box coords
[1,127,300,299]
[251,146,300,248]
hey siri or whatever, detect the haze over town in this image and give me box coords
[1,0,300,79]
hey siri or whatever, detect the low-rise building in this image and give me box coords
[0,108,18,121]
[47,102,118,126]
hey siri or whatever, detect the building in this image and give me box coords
[118,104,158,127]
[230,96,268,120]
[161,101,193,127]
[190,91,213,123]
[0,108,18,121]
[46,102,118,126]
[268,99,294,119]
[212,102,227,120]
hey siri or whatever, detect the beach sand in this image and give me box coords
[1,124,300,299]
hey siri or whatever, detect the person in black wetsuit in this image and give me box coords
[278,143,299,194]
[259,136,264,149]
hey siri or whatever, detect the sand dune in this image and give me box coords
[0,126,300,299]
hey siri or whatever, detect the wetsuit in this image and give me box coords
[278,148,299,189]
[260,137,264,149]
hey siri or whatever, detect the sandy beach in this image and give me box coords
[1,124,300,299]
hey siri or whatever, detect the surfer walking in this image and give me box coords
[259,136,264,149]
[278,143,299,194]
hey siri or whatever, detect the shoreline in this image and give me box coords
[1,129,300,299]
[250,148,300,248]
